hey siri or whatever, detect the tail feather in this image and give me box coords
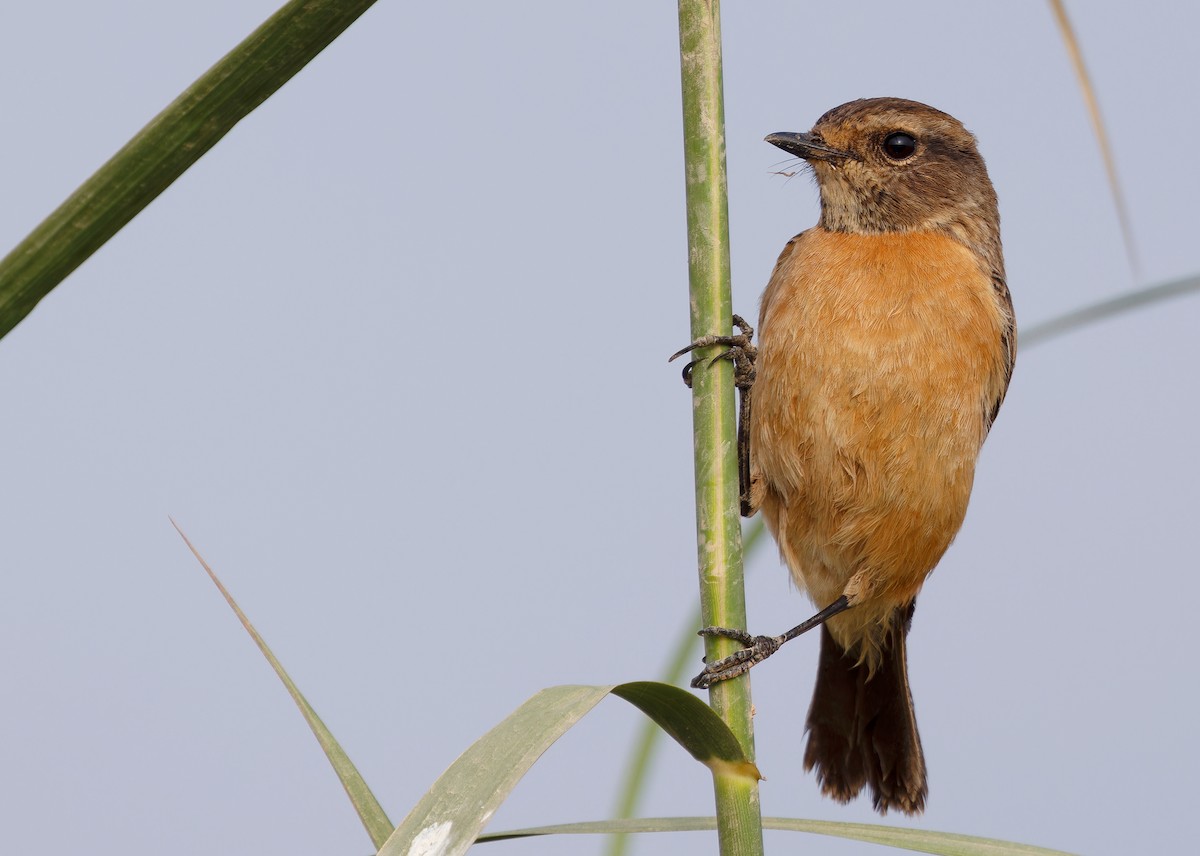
[803,603,927,815]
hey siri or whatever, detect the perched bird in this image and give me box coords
[680,98,1015,814]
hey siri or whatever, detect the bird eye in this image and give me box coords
[882,132,917,160]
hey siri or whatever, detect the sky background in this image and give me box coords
[1,2,1197,854]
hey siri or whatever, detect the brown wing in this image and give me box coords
[986,272,1016,431]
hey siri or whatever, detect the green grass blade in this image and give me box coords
[171,520,394,849]
[0,0,378,341]
[479,817,1078,855]
[379,681,759,856]
[1047,0,1138,278]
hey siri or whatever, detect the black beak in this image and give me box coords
[765,131,853,162]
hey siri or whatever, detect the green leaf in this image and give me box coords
[612,682,760,781]
[379,685,613,856]
[380,682,760,856]
[172,520,394,849]
[0,0,379,341]
[478,817,1078,856]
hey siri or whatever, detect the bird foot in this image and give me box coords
[669,315,757,390]
[690,626,783,689]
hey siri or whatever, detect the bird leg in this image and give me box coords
[690,596,852,689]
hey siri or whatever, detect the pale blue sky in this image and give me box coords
[1,2,1197,854]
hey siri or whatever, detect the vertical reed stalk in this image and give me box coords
[676,2,764,853]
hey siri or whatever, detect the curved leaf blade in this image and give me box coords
[380,681,759,856]
[379,685,615,856]
[172,520,394,848]
[478,816,1078,856]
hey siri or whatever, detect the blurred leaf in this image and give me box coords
[1047,0,1138,278]
[172,520,394,848]
[481,816,1078,855]
[379,682,760,856]
[1023,272,1200,347]
[0,0,378,341]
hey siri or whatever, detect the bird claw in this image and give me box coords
[669,315,757,390]
[690,627,782,689]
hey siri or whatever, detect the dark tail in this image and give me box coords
[803,603,927,815]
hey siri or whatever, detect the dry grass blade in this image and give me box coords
[1047,0,1138,279]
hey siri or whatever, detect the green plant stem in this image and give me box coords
[0,0,379,341]
[676,2,764,855]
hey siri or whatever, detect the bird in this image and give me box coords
[676,97,1015,814]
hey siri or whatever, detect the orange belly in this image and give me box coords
[752,227,1008,659]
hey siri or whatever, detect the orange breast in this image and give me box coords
[752,228,1008,650]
